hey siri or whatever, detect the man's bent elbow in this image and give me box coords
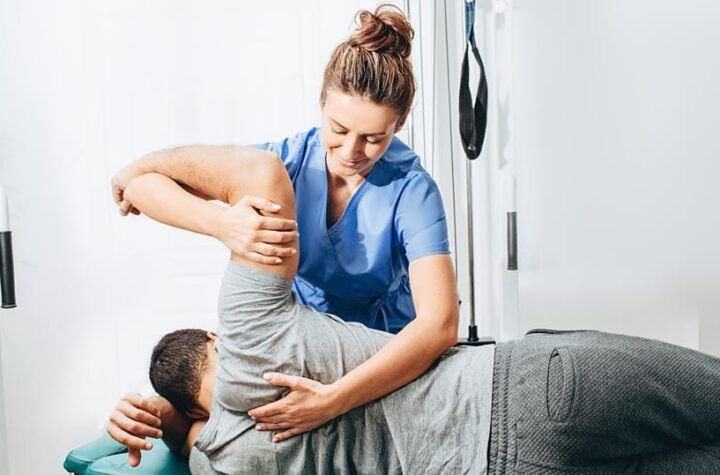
[240,152,293,206]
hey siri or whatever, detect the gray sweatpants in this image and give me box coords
[488,330,720,474]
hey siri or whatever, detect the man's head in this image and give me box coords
[149,329,218,418]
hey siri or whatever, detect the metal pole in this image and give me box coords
[465,158,477,340]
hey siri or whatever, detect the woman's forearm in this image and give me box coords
[330,254,458,414]
[330,315,456,414]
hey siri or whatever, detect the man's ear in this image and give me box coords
[185,407,209,420]
[206,331,218,341]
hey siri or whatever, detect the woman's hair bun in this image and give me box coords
[349,4,414,59]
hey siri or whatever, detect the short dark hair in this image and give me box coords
[149,329,210,412]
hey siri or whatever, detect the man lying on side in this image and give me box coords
[108,149,720,474]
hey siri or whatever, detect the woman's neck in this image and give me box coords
[326,168,365,194]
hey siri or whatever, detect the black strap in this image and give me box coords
[459,0,488,160]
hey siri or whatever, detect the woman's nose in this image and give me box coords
[339,137,362,159]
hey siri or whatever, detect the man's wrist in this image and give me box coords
[148,395,174,422]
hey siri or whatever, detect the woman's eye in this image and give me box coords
[332,129,347,135]
[366,138,382,145]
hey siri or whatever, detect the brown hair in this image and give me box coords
[320,4,416,128]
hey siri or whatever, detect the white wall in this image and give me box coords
[510,0,720,352]
[5,0,717,472]
[0,1,399,473]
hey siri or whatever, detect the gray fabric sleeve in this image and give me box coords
[213,262,302,412]
[188,446,213,474]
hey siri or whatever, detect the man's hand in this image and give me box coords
[214,196,298,265]
[107,393,164,467]
[247,373,342,442]
[111,163,144,217]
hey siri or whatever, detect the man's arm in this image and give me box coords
[116,146,275,206]
[112,146,298,265]
[123,154,299,279]
[107,393,196,466]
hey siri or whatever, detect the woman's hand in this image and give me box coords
[111,163,145,217]
[248,373,342,442]
[215,196,298,265]
[106,393,164,467]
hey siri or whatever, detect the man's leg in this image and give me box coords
[489,330,720,473]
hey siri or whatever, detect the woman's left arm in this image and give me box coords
[249,254,458,441]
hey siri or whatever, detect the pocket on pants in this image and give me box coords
[546,348,576,422]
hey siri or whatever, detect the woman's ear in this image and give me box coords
[207,331,218,341]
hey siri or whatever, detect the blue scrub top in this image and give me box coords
[256,128,450,334]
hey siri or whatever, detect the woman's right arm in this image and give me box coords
[111,146,298,264]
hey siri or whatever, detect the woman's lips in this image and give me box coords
[339,157,368,168]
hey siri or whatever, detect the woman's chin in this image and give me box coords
[329,161,364,177]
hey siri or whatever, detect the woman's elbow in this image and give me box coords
[443,316,459,348]
[433,310,459,349]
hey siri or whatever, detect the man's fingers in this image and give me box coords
[113,187,124,205]
[121,393,151,409]
[257,230,299,244]
[128,448,142,467]
[110,410,162,439]
[118,200,132,216]
[107,423,154,451]
[258,216,298,231]
[117,400,162,428]
[120,393,162,420]
[243,196,282,212]
[135,397,162,419]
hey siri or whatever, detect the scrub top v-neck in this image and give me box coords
[255,128,449,334]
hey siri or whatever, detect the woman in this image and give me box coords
[111,5,458,444]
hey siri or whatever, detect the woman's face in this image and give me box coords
[321,90,399,179]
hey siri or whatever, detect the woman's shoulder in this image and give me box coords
[281,127,324,155]
[292,127,322,144]
[253,128,323,178]
[376,135,432,182]
[254,127,322,154]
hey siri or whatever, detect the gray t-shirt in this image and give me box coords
[190,262,495,474]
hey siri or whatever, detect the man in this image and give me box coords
[108,149,720,473]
